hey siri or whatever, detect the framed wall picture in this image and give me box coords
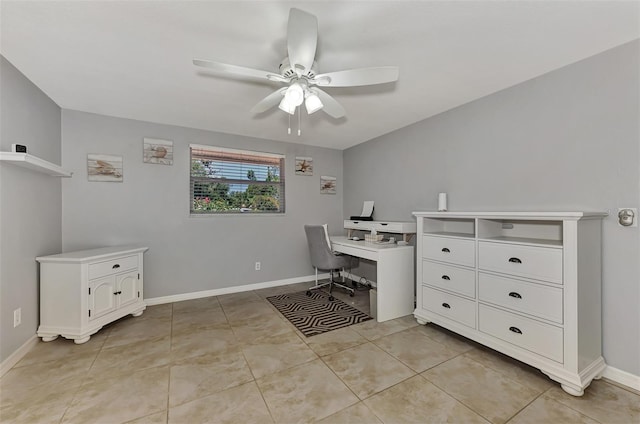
[320,175,336,194]
[295,156,313,175]
[87,154,123,182]
[143,138,173,165]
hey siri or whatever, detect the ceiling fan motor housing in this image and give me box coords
[279,57,317,79]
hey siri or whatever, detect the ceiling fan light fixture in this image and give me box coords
[284,82,304,107]
[278,97,296,115]
[193,8,399,123]
[305,92,323,114]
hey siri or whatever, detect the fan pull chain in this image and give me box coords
[298,108,301,136]
[287,113,291,135]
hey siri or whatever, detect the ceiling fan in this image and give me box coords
[193,8,399,121]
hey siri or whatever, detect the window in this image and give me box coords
[190,145,285,214]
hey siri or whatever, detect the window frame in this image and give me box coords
[190,144,286,215]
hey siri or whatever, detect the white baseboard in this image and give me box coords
[0,335,38,377]
[145,273,330,306]
[602,365,640,392]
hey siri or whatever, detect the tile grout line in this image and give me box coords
[313,354,363,421]
[226,291,277,423]
[502,390,546,423]
[538,386,607,424]
[57,335,106,424]
[419,354,498,424]
[165,302,174,421]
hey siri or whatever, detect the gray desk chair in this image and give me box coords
[304,224,355,301]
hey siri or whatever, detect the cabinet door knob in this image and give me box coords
[441,248,450,253]
[509,326,522,334]
[508,292,522,299]
[441,275,450,280]
[112,264,121,269]
[508,257,522,264]
[442,303,451,309]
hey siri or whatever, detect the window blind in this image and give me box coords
[190,145,285,214]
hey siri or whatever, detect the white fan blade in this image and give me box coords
[314,89,345,119]
[193,59,289,83]
[287,8,317,76]
[312,66,399,87]
[251,87,287,114]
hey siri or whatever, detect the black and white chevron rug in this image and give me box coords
[267,290,372,337]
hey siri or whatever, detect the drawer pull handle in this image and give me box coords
[508,292,522,299]
[113,291,122,295]
[380,223,388,226]
[508,257,522,264]
[442,303,451,309]
[441,248,450,253]
[441,275,450,280]
[112,264,121,269]
[509,326,522,334]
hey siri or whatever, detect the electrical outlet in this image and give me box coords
[13,308,21,328]
[255,262,261,271]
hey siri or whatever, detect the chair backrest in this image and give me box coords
[304,225,341,270]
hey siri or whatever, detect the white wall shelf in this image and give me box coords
[0,152,72,177]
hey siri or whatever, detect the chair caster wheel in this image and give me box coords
[329,296,335,301]
[349,291,355,297]
[306,291,311,296]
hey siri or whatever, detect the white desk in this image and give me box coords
[331,236,414,322]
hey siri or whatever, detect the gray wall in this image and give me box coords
[61,111,343,299]
[344,40,640,376]
[0,56,62,362]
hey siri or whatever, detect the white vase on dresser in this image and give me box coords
[412,211,607,396]
[36,245,148,344]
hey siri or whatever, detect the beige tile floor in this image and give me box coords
[1,280,639,424]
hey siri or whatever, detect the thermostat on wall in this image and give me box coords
[11,144,27,153]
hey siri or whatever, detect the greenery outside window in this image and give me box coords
[190,144,285,214]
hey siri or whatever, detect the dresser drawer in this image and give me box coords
[423,260,475,298]
[423,236,475,267]
[478,241,562,284]
[422,287,476,329]
[479,304,563,363]
[88,255,138,280]
[479,273,563,323]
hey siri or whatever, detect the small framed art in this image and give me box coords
[87,154,123,182]
[143,138,173,165]
[295,156,313,175]
[320,175,336,194]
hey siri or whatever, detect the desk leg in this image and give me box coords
[375,248,415,322]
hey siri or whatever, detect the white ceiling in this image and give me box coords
[2,1,638,150]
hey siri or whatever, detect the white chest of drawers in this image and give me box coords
[36,246,148,344]
[413,211,606,396]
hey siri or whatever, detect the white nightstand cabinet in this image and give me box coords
[36,246,148,344]
[412,212,607,396]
